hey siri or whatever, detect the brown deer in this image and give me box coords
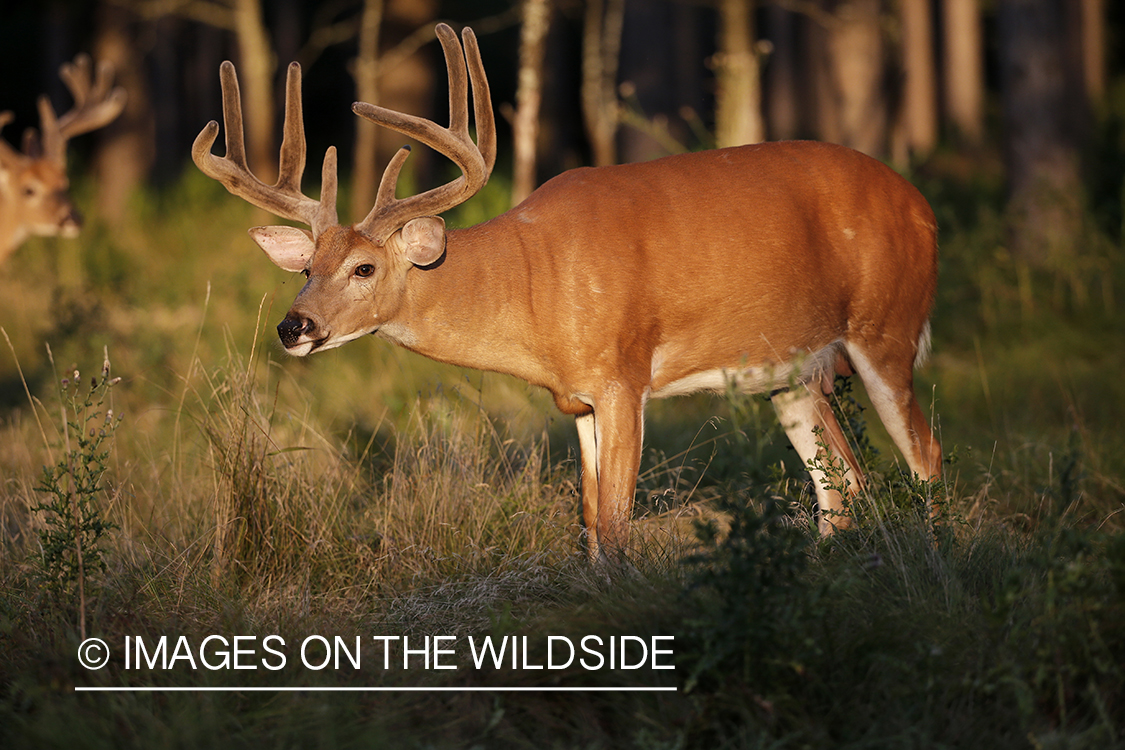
[0,54,126,264]
[194,24,942,562]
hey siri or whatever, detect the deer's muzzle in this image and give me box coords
[277,314,316,349]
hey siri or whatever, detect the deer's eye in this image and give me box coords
[355,264,376,278]
[302,269,310,279]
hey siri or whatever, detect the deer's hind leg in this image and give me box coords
[845,343,942,483]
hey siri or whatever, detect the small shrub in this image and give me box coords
[32,350,122,638]
[681,494,819,697]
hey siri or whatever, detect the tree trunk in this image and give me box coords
[1079,0,1105,102]
[581,0,624,166]
[92,1,155,225]
[764,4,800,141]
[997,0,1085,263]
[232,0,276,181]
[813,0,890,158]
[372,0,438,186]
[512,0,551,207]
[350,0,437,218]
[941,0,985,144]
[900,0,937,154]
[351,0,385,222]
[714,0,764,148]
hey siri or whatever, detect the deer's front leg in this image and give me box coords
[578,388,645,563]
[576,411,600,561]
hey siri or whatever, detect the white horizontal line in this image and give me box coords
[75,686,677,693]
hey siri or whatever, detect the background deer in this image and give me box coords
[0,54,126,264]
[194,24,942,562]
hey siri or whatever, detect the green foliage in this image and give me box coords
[718,380,780,484]
[826,374,879,470]
[988,521,1125,737]
[682,495,818,698]
[31,353,122,596]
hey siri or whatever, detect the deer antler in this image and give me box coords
[353,23,496,244]
[39,54,127,167]
[192,60,339,238]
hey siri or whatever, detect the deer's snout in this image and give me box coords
[277,313,317,348]
[58,206,82,237]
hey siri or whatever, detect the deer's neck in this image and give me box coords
[388,215,554,389]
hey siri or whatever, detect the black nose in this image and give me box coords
[277,315,314,347]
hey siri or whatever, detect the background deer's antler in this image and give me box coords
[37,54,127,167]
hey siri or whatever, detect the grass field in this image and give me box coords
[0,152,1123,748]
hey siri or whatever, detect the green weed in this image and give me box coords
[27,348,123,641]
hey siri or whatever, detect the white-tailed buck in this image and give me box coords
[194,24,942,561]
[0,54,126,264]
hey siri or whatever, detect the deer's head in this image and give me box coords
[0,55,125,259]
[192,24,495,355]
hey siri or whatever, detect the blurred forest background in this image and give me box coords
[2,0,1121,258]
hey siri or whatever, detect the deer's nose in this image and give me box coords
[277,315,315,347]
[58,204,82,237]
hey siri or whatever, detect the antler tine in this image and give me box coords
[36,97,60,162]
[353,24,495,243]
[376,145,413,207]
[40,54,126,166]
[192,60,338,236]
[219,60,248,168]
[57,56,127,134]
[443,27,470,140]
[463,27,497,175]
[316,146,340,234]
[277,62,306,194]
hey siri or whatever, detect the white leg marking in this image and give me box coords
[575,412,599,560]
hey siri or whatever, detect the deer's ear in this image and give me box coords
[249,226,315,273]
[398,216,446,267]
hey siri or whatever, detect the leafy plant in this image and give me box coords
[32,350,122,638]
[681,493,819,697]
[826,374,880,470]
